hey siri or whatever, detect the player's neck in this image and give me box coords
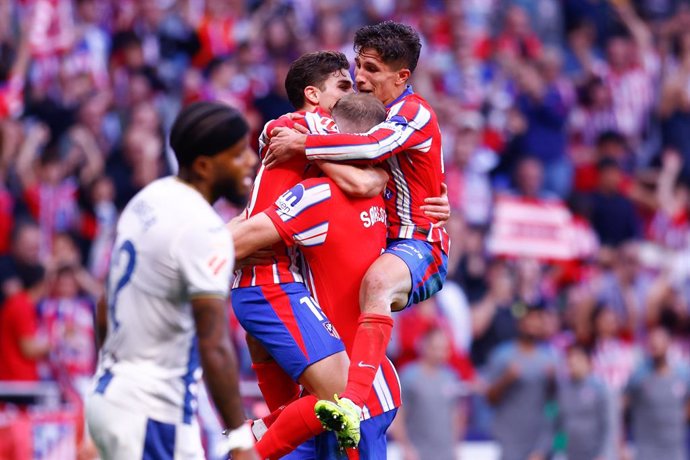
[175,173,214,204]
[382,86,407,107]
[299,103,317,113]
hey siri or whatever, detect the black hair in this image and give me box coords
[169,101,249,168]
[284,51,350,109]
[596,156,620,171]
[596,130,627,149]
[354,21,421,72]
[17,264,45,290]
[331,93,387,133]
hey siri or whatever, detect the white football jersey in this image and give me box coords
[92,176,233,424]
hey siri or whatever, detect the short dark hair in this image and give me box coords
[285,51,350,109]
[169,101,249,168]
[596,130,626,148]
[596,156,620,171]
[331,93,387,133]
[354,21,421,72]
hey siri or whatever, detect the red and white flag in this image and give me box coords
[488,194,598,261]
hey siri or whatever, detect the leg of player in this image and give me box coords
[247,334,301,413]
[315,254,409,447]
[254,352,349,459]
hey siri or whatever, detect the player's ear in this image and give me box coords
[304,86,320,106]
[191,155,214,180]
[396,69,411,86]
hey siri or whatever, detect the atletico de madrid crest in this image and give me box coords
[323,321,340,339]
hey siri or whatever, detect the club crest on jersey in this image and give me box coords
[384,188,393,200]
[276,184,305,212]
[323,321,340,339]
[360,206,387,228]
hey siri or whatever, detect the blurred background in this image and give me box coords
[1,0,690,459]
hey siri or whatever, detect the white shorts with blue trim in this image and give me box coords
[85,393,204,460]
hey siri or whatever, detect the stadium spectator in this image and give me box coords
[589,304,638,460]
[0,263,49,383]
[557,343,609,460]
[625,326,690,460]
[513,60,571,197]
[38,264,96,391]
[588,157,642,247]
[392,328,465,460]
[444,111,497,227]
[0,222,44,304]
[485,304,557,460]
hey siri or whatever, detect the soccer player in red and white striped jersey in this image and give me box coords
[265,21,450,446]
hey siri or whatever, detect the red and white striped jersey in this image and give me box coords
[265,178,401,418]
[304,87,449,253]
[232,107,336,288]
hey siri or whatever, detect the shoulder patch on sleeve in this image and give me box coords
[275,182,331,222]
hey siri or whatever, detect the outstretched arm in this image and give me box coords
[613,0,653,53]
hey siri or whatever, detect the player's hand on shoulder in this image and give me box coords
[264,127,306,169]
[283,112,305,122]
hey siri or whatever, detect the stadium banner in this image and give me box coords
[0,409,77,459]
[20,0,75,57]
[487,194,597,261]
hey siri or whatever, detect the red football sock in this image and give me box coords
[252,361,300,412]
[255,395,324,459]
[340,313,394,407]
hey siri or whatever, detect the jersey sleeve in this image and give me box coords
[304,98,434,164]
[263,180,333,248]
[174,223,234,299]
[258,115,304,160]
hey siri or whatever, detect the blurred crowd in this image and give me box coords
[1,0,690,459]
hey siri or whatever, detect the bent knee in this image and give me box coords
[361,254,412,312]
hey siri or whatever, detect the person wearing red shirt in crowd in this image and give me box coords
[0,264,49,382]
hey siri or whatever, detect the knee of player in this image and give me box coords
[361,267,406,311]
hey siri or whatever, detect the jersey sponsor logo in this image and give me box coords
[277,184,305,212]
[323,321,340,339]
[383,188,393,200]
[360,206,387,228]
[276,183,331,222]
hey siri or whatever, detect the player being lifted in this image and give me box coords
[234,93,400,459]
[266,21,449,447]
[86,102,258,460]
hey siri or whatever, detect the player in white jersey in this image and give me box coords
[85,102,258,460]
